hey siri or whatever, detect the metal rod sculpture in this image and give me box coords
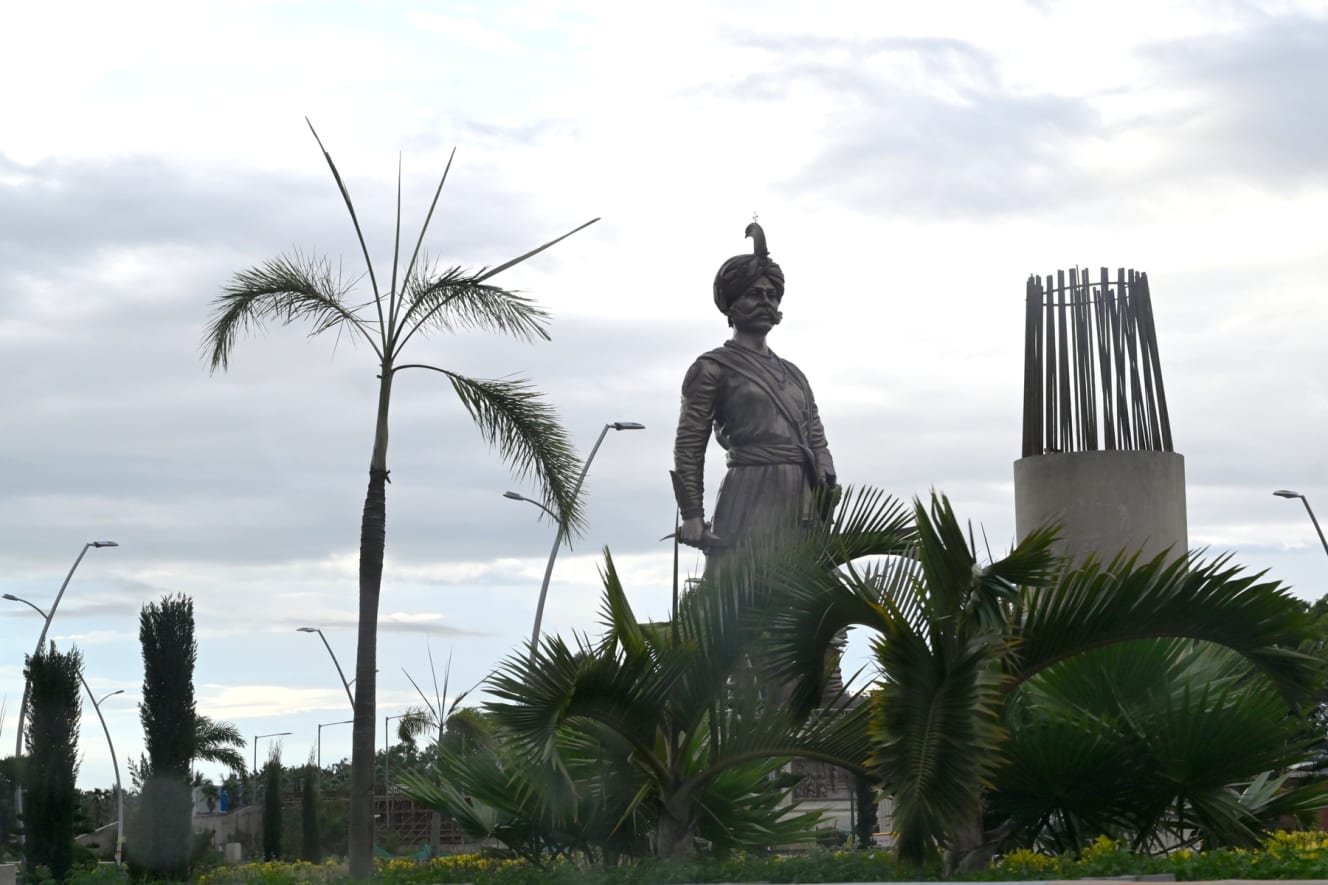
[1022,268,1173,458]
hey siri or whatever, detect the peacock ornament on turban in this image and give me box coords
[712,221,784,314]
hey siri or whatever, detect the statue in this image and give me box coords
[672,221,838,573]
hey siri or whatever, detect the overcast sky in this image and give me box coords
[2,0,1326,790]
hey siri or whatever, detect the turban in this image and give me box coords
[713,222,784,313]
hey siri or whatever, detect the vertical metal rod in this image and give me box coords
[1110,271,1130,450]
[1082,272,1098,450]
[1130,272,1161,449]
[1136,273,1173,451]
[1044,275,1056,453]
[1023,276,1041,457]
[1094,268,1115,451]
[1071,269,1089,452]
[1120,268,1149,450]
[1056,270,1072,452]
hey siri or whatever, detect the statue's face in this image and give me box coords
[727,275,783,333]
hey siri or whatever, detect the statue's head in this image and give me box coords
[713,222,784,328]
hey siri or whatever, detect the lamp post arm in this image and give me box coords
[527,499,558,521]
[317,630,356,709]
[15,542,92,760]
[528,423,610,662]
[1301,497,1328,559]
[82,679,124,865]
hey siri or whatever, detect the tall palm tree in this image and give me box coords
[765,492,1320,872]
[203,123,593,876]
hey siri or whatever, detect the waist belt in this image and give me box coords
[726,444,810,468]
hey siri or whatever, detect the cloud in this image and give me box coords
[691,34,1103,218]
[1134,13,1328,188]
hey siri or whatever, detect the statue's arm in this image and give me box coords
[808,398,837,486]
[673,357,720,519]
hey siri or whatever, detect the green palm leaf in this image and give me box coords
[416,369,584,533]
[193,714,247,775]
[394,268,550,352]
[204,252,378,370]
[994,639,1319,853]
[1013,551,1319,705]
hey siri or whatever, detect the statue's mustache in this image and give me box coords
[732,305,782,324]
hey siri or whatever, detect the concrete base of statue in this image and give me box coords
[1014,450,1187,562]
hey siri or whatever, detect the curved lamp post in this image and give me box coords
[297,626,355,709]
[519,421,644,663]
[8,539,118,837]
[1274,489,1328,559]
[317,718,354,771]
[90,689,127,865]
[5,591,127,863]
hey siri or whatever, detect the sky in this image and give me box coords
[2,0,1326,791]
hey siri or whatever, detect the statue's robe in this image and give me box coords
[673,340,835,574]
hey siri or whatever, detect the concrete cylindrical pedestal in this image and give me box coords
[1014,450,1187,563]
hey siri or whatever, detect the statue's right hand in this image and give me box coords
[678,516,709,549]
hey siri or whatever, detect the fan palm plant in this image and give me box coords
[463,542,903,859]
[400,714,655,863]
[202,123,594,877]
[764,491,1319,872]
[993,639,1328,854]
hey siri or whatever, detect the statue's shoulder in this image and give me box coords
[697,344,733,364]
[683,345,735,375]
[681,347,728,392]
[781,355,811,385]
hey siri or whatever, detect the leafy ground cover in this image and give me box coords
[41,830,1328,884]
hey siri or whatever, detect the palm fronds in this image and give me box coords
[393,268,551,356]
[204,252,378,370]
[395,707,435,744]
[406,368,584,534]
[1013,550,1320,705]
[993,640,1323,853]
[193,714,247,776]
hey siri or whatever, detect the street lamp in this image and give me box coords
[90,689,127,865]
[1274,490,1328,558]
[254,731,292,774]
[524,421,644,662]
[503,490,557,520]
[317,719,354,771]
[5,584,128,861]
[384,713,411,828]
[8,540,118,836]
[296,626,355,709]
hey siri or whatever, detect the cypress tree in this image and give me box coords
[128,595,196,880]
[23,643,83,882]
[262,751,282,860]
[300,760,321,862]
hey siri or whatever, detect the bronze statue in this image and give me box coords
[672,222,838,569]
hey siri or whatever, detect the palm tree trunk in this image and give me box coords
[348,367,393,879]
[655,795,695,859]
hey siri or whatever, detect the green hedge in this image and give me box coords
[55,830,1328,884]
